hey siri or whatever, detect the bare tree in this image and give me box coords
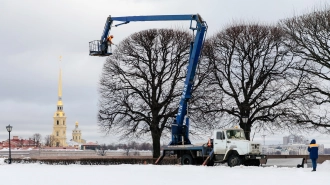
[98,28,208,158]
[44,135,55,147]
[203,23,308,140]
[96,144,107,156]
[31,133,42,147]
[123,148,130,156]
[140,142,152,150]
[28,138,33,147]
[18,138,24,147]
[280,7,330,129]
[128,141,138,150]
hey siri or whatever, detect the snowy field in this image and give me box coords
[1,159,330,185]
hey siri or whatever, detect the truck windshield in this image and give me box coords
[226,130,246,140]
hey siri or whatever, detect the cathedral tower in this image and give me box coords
[52,60,67,147]
[72,121,82,143]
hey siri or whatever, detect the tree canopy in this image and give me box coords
[203,23,308,140]
[98,28,209,157]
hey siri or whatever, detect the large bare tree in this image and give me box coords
[203,23,308,140]
[98,28,208,157]
[280,7,330,129]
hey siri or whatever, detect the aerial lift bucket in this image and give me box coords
[262,158,305,168]
[89,40,112,56]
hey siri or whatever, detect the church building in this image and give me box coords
[51,60,86,147]
[72,121,82,143]
[50,57,86,147]
[52,68,67,147]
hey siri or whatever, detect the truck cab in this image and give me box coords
[212,127,266,166]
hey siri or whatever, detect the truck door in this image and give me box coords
[213,131,227,154]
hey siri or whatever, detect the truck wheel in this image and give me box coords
[181,154,194,165]
[252,159,260,166]
[227,155,241,167]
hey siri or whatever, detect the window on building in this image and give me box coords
[73,136,74,140]
[56,132,59,136]
[57,120,59,125]
[63,131,65,134]
[63,121,65,125]
[79,136,80,140]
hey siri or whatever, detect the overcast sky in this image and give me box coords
[1,0,330,146]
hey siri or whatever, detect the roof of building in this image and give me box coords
[82,142,99,146]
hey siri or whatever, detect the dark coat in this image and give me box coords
[308,139,319,159]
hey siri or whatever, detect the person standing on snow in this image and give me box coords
[308,139,319,172]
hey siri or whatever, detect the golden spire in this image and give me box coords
[58,68,62,99]
[57,56,63,107]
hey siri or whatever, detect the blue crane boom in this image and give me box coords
[89,14,207,146]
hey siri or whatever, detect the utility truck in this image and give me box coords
[156,127,266,166]
[89,14,266,166]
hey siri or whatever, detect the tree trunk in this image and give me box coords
[240,122,251,141]
[151,127,161,158]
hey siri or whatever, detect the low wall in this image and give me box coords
[7,157,177,165]
[266,155,330,163]
[0,149,152,159]
[30,150,97,158]
[2,150,329,164]
[0,150,30,158]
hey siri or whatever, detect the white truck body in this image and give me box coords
[211,128,264,165]
[159,127,266,166]
[213,128,261,156]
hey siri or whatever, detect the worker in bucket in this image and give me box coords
[307,139,319,172]
[107,35,115,46]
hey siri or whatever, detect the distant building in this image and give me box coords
[81,142,100,150]
[50,63,86,148]
[0,136,38,149]
[66,140,81,149]
[72,121,83,143]
[261,142,325,155]
[283,136,289,145]
[282,135,307,145]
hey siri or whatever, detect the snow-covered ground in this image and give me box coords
[1,158,330,185]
